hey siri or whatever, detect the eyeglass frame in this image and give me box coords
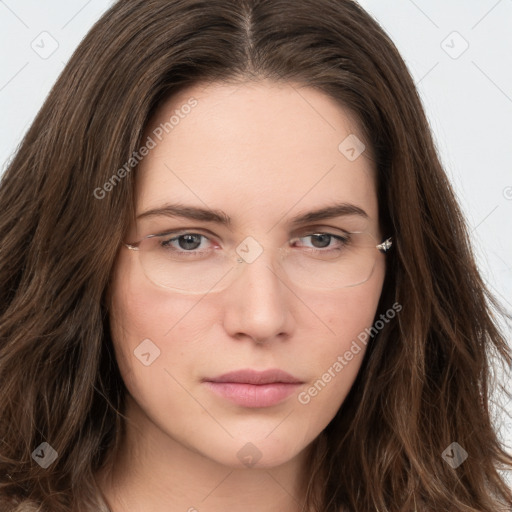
[122,229,393,291]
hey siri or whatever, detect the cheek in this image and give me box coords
[109,246,210,338]
[107,252,205,397]
[294,270,384,425]
[307,266,384,347]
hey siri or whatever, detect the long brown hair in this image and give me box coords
[1,1,511,510]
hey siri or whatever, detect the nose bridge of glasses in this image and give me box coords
[225,236,300,295]
[232,234,288,266]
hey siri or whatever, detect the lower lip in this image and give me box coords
[204,381,302,408]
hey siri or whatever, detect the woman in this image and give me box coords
[0,1,511,511]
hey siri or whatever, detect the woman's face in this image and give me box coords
[108,80,386,469]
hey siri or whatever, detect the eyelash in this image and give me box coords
[155,229,351,257]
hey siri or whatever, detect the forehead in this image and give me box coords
[135,80,378,228]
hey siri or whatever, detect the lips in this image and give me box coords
[203,369,303,408]
[204,368,303,385]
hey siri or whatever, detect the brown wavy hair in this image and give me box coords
[1,0,511,510]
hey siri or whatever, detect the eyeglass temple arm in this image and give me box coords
[125,233,161,250]
[376,237,393,253]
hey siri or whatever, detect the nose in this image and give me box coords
[221,246,294,344]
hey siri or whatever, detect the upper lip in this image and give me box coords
[204,369,303,385]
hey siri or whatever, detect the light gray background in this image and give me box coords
[1,0,511,479]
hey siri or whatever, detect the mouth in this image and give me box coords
[203,369,304,408]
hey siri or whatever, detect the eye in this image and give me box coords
[154,231,218,258]
[292,232,350,251]
[162,233,209,251]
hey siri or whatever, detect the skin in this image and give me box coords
[96,80,387,512]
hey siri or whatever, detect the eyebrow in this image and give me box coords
[136,202,368,227]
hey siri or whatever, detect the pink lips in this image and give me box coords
[203,369,303,408]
